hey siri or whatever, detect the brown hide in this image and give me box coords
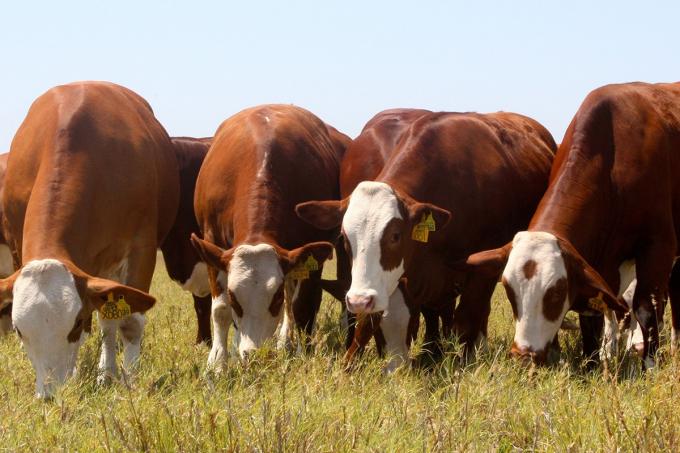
[194,104,349,341]
[528,82,680,362]
[3,81,179,300]
[161,136,212,344]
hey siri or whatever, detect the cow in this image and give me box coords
[0,81,179,398]
[190,104,349,368]
[297,111,556,369]
[318,109,432,366]
[463,82,680,369]
[0,153,15,335]
[160,136,213,345]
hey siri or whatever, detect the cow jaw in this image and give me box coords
[224,244,284,357]
[504,232,569,362]
[12,259,84,398]
[343,182,404,314]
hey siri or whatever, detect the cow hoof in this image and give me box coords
[631,342,645,358]
[96,371,116,387]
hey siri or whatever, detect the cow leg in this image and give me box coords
[193,294,212,346]
[669,260,680,354]
[600,310,619,362]
[579,313,603,368]
[633,243,675,369]
[97,317,119,384]
[421,305,441,358]
[120,313,147,376]
[453,272,496,355]
[277,279,298,351]
[207,266,231,372]
[382,287,411,373]
[0,304,11,336]
[292,270,323,353]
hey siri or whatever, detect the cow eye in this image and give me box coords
[391,232,401,244]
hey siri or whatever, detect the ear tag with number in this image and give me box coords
[587,291,607,312]
[289,254,320,280]
[412,213,434,243]
[100,292,131,320]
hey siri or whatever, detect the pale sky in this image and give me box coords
[1,1,679,150]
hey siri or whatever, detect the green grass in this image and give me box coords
[1,255,679,452]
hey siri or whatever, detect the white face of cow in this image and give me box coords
[502,232,569,362]
[343,181,405,314]
[221,244,285,357]
[12,259,84,398]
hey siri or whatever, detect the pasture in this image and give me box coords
[0,254,678,452]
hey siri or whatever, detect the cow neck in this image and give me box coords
[528,143,617,267]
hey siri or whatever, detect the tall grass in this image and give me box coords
[0,255,678,452]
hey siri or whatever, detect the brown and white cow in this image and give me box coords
[0,153,15,335]
[160,136,213,345]
[0,81,179,398]
[320,109,431,366]
[464,82,680,368]
[297,111,556,369]
[191,105,348,367]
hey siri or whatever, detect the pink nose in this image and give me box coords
[346,295,375,314]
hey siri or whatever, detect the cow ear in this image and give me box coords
[0,270,19,311]
[279,241,334,275]
[406,201,451,231]
[295,199,347,230]
[454,242,513,278]
[85,277,156,315]
[559,239,627,314]
[190,233,234,271]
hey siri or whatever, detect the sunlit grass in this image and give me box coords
[0,254,679,451]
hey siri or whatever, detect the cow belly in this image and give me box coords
[0,244,14,277]
[179,262,210,297]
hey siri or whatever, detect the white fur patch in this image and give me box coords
[343,182,405,313]
[504,231,568,353]
[381,288,410,373]
[12,259,82,398]
[0,244,15,277]
[226,244,285,357]
[180,262,210,297]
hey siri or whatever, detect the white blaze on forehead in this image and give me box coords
[343,181,405,312]
[226,244,284,356]
[12,259,83,398]
[504,231,568,351]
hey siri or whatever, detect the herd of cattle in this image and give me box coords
[0,80,678,399]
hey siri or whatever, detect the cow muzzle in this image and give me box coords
[345,294,376,314]
[510,342,548,365]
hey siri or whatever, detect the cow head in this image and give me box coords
[296,181,450,315]
[190,234,332,357]
[464,231,625,364]
[0,259,155,399]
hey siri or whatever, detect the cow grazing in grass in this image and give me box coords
[319,109,432,366]
[161,136,213,345]
[191,105,348,367]
[0,81,179,398]
[297,111,555,369]
[465,82,680,368]
[0,153,15,335]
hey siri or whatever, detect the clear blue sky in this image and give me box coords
[1,1,679,150]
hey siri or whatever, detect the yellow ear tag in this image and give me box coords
[100,292,131,320]
[587,291,607,312]
[411,213,432,243]
[304,255,319,271]
[289,263,310,280]
[424,212,436,232]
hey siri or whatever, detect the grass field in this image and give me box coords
[1,255,679,452]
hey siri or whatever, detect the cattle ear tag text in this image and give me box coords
[587,291,607,312]
[412,213,434,243]
[289,255,320,280]
[100,292,131,320]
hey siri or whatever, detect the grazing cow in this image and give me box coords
[0,81,179,398]
[464,82,680,368]
[160,136,213,345]
[320,109,432,365]
[0,153,15,335]
[191,104,348,367]
[297,111,556,368]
